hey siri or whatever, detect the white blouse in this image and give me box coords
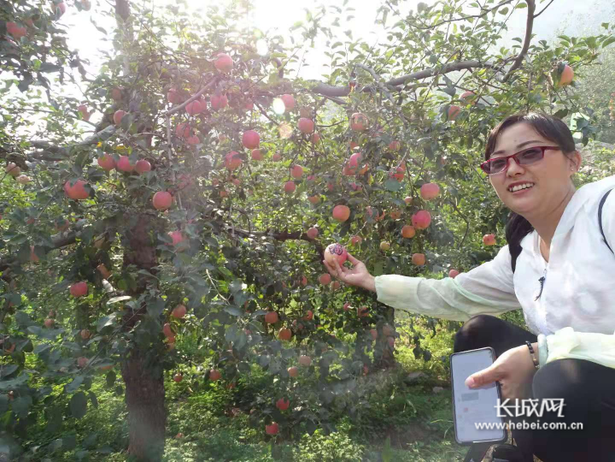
[374,175,615,368]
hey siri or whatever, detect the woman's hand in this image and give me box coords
[465,343,538,401]
[322,253,376,292]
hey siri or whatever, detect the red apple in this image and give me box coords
[420,183,440,200]
[483,233,496,246]
[281,94,295,110]
[80,329,91,340]
[64,179,90,200]
[265,423,279,435]
[175,122,192,138]
[56,2,67,16]
[113,110,126,126]
[297,118,315,134]
[251,149,263,161]
[77,357,88,368]
[117,156,135,172]
[242,130,260,149]
[70,281,88,298]
[351,235,362,245]
[284,181,296,193]
[264,311,279,324]
[324,243,348,265]
[210,94,228,110]
[412,253,426,266]
[135,159,151,174]
[272,152,282,162]
[306,227,319,239]
[332,205,350,222]
[343,302,351,312]
[98,154,116,171]
[152,191,173,210]
[209,369,222,381]
[167,88,181,104]
[318,273,331,285]
[350,112,368,131]
[449,269,460,278]
[185,99,205,115]
[168,231,185,247]
[163,323,174,338]
[278,328,292,341]
[287,366,299,378]
[44,318,55,328]
[559,64,574,86]
[214,53,233,73]
[411,210,431,230]
[16,175,31,184]
[77,104,90,121]
[224,151,242,171]
[308,195,319,204]
[276,398,290,411]
[6,162,21,177]
[172,304,187,319]
[186,135,200,145]
[173,373,183,383]
[291,165,303,179]
[111,88,123,101]
[6,22,27,40]
[402,225,416,238]
[448,105,461,120]
[298,355,312,367]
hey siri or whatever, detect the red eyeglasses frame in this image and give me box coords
[480,145,560,175]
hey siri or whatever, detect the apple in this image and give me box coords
[265,423,279,435]
[70,281,88,298]
[98,154,116,171]
[152,191,173,210]
[242,130,260,149]
[357,306,369,317]
[281,94,295,110]
[390,209,402,220]
[168,231,185,247]
[331,280,341,290]
[411,210,431,230]
[113,110,126,126]
[162,323,174,338]
[173,373,183,383]
[420,183,440,200]
[311,132,321,143]
[318,273,331,285]
[303,310,313,321]
[287,366,299,377]
[401,225,416,238]
[185,99,205,115]
[6,163,21,177]
[272,152,282,162]
[251,149,263,161]
[276,398,290,411]
[343,302,351,312]
[324,243,348,266]
[64,179,90,200]
[117,156,135,172]
[172,304,187,319]
[332,204,350,222]
[6,22,27,40]
[264,311,279,324]
[175,122,192,138]
[448,105,461,120]
[297,118,315,134]
[210,94,228,110]
[16,175,31,184]
[379,241,391,251]
[298,355,312,367]
[77,104,90,121]
[412,253,426,266]
[167,88,181,104]
[209,369,222,381]
[300,275,308,287]
[370,329,378,341]
[559,64,574,86]
[56,2,67,16]
[351,235,362,245]
[388,140,401,151]
[283,181,296,193]
[80,329,91,340]
[449,269,460,278]
[186,135,200,145]
[224,151,242,171]
[483,233,496,246]
[350,112,368,131]
[460,91,476,105]
[77,357,89,368]
[404,196,413,204]
[291,165,303,179]
[308,195,319,204]
[306,227,319,239]
[214,53,233,73]
[135,159,152,174]
[44,318,55,328]
[278,328,292,341]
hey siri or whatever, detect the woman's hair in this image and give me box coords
[484,113,577,272]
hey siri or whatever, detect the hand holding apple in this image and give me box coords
[322,252,375,292]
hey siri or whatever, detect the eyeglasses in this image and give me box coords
[480,145,560,175]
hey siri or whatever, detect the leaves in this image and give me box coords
[69,392,88,419]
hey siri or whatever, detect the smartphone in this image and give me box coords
[450,347,507,445]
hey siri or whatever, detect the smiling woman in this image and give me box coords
[324,112,615,462]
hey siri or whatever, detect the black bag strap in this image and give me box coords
[599,188,614,254]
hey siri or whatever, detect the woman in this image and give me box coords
[323,113,615,462]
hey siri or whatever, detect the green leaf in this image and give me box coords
[69,392,88,419]
[39,63,63,73]
[65,376,84,394]
[96,314,116,332]
[0,365,18,379]
[224,306,242,317]
[12,395,32,418]
[602,36,615,48]
[384,179,402,191]
[147,298,165,317]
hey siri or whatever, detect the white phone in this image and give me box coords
[450,347,507,445]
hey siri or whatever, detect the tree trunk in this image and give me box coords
[121,349,166,461]
[121,213,166,460]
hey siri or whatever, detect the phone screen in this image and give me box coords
[450,347,507,445]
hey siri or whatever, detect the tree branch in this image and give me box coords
[503,0,536,82]
[414,0,516,29]
[533,0,554,18]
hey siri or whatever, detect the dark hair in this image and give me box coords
[484,113,577,272]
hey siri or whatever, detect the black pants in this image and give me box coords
[454,314,615,462]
